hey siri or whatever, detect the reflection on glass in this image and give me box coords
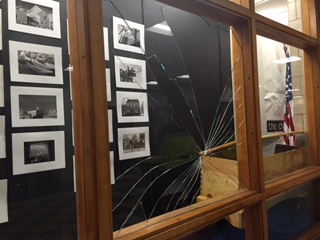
[104,0,245,234]
[267,183,314,238]
[255,0,303,33]
[257,35,309,182]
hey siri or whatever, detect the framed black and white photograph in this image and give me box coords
[103,27,109,61]
[116,91,149,123]
[12,131,65,175]
[0,10,2,51]
[0,65,4,107]
[110,151,115,184]
[118,127,150,160]
[8,0,61,38]
[9,41,63,84]
[113,16,145,54]
[106,68,111,102]
[0,116,6,159]
[108,110,113,142]
[11,86,65,127]
[115,56,147,90]
[0,180,8,224]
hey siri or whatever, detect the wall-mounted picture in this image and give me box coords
[108,110,113,143]
[0,116,6,159]
[0,180,8,224]
[8,0,61,38]
[106,68,111,102]
[9,41,63,84]
[113,16,145,54]
[12,131,65,175]
[0,65,4,107]
[110,151,115,184]
[11,86,64,127]
[0,10,2,51]
[116,91,149,123]
[103,27,109,61]
[118,127,150,160]
[115,56,147,90]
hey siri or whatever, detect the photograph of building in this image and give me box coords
[16,0,53,30]
[24,140,55,164]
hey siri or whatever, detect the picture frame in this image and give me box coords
[9,41,63,84]
[11,86,65,127]
[8,0,61,39]
[110,151,115,184]
[108,110,113,143]
[115,56,147,90]
[12,131,65,175]
[106,68,111,102]
[113,16,145,54]
[103,27,109,61]
[0,180,8,224]
[116,91,149,123]
[118,127,150,160]
[0,116,6,159]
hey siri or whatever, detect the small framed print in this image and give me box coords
[12,131,65,175]
[116,91,149,123]
[103,27,109,61]
[9,41,63,84]
[108,110,113,143]
[113,16,145,54]
[118,127,150,160]
[11,86,65,127]
[106,68,111,102]
[115,56,147,90]
[8,0,61,39]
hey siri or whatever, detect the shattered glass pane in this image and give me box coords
[103,0,245,234]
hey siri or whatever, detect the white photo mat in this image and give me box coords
[0,65,4,107]
[9,41,63,84]
[0,10,2,51]
[110,151,115,184]
[115,56,147,90]
[106,68,111,102]
[0,180,8,223]
[116,91,149,123]
[113,16,145,54]
[103,27,109,61]
[8,0,61,38]
[118,127,150,160]
[108,110,113,142]
[11,86,65,127]
[12,131,65,175]
[0,116,6,159]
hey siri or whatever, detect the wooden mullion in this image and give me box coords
[114,191,262,239]
[265,166,320,199]
[240,18,268,239]
[68,0,113,239]
[255,15,318,50]
[67,0,87,238]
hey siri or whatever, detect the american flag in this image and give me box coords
[283,45,296,145]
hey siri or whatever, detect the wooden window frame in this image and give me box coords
[67,0,320,239]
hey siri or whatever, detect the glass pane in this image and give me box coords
[257,35,309,182]
[183,216,246,239]
[102,0,246,234]
[0,0,77,239]
[255,0,303,34]
[267,183,314,239]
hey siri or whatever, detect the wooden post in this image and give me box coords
[67,0,113,239]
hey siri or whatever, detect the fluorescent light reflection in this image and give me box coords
[146,21,173,36]
[272,56,301,64]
